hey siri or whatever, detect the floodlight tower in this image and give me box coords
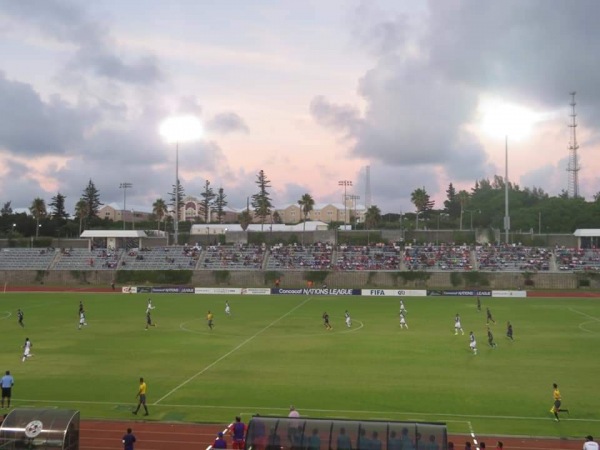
[567,92,580,198]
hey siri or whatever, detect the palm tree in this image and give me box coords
[411,187,434,230]
[297,193,315,245]
[364,205,381,229]
[152,198,168,232]
[29,197,47,238]
[74,199,88,236]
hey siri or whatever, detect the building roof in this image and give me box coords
[574,229,600,237]
[80,230,148,238]
[190,221,329,234]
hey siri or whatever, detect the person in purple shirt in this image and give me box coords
[122,428,136,450]
[213,431,227,449]
[229,416,246,449]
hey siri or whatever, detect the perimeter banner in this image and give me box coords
[361,289,427,297]
[272,288,361,296]
[492,290,527,298]
[427,289,492,297]
[195,287,243,295]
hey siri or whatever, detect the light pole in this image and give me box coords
[348,194,360,229]
[131,209,135,230]
[503,135,510,244]
[175,142,179,245]
[206,226,209,245]
[119,182,132,230]
[338,180,352,228]
[465,209,481,230]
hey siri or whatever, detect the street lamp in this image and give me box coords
[338,180,352,228]
[119,182,132,230]
[159,115,203,246]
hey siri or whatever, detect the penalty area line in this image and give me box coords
[153,297,313,405]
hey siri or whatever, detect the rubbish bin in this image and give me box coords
[0,408,79,450]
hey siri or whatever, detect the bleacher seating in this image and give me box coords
[199,244,263,269]
[334,243,400,271]
[403,244,472,271]
[266,243,333,270]
[555,247,600,271]
[477,245,551,271]
[0,248,57,270]
[119,246,200,270]
[52,248,122,270]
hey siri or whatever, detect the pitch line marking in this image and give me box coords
[569,308,600,333]
[154,297,314,405]
[0,311,12,320]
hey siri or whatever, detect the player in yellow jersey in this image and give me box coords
[133,377,149,416]
[207,311,214,329]
[550,383,569,421]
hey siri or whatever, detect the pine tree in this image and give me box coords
[214,188,228,224]
[251,170,273,230]
[1,201,12,216]
[49,193,69,221]
[168,180,185,222]
[200,180,216,223]
[81,180,102,220]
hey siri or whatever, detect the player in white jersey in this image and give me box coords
[22,338,32,362]
[454,314,464,335]
[400,300,407,315]
[399,311,408,329]
[78,311,87,329]
[225,301,231,316]
[344,310,352,328]
[469,331,477,355]
[146,298,155,313]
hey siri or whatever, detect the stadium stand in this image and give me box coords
[200,244,264,269]
[555,247,600,271]
[476,245,551,271]
[334,243,400,270]
[403,244,473,271]
[0,248,57,270]
[119,246,200,270]
[265,243,333,270]
[52,248,122,270]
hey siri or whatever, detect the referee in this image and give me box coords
[1,370,14,409]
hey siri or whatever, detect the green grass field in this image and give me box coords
[1,292,599,438]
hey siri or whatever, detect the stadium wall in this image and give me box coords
[0,269,593,290]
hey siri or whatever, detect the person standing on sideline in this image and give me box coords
[207,311,214,329]
[132,377,149,416]
[583,435,599,450]
[213,431,227,449]
[229,416,246,449]
[495,442,503,450]
[399,311,408,329]
[454,314,464,335]
[17,309,24,327]
[22,338,32,362]
[1,371,14,409]
[225,301,231,316]
[506,322,514,340]
[469,331,477,355]
[550,383,569,421]
[122,428,136,450]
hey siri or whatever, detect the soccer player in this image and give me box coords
[487,327,497,348]
[344,310,352,328]
[454,314,464,335]
[486,307,495,325]
[399,311,408,329]
[78,310,87,330]
[79,300,84,315]
[133,377,149,416]
[22,337,32,362]
[469,331,477,355]
[400,300,407,315]
[145,310,156,330]
[146,298,155,314]
[506,321,513,340]
[207,311,214,329]
[322,312,332,330]
[477,296,481,312]
[550,383,569,421]
[225,301,231,316]
[17,309,24,327]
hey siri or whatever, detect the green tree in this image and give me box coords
[81,179,102,220]
[30,197,47,238]
[169,180,185,224]
[200,180,216,223]
[457,190,470,230]
[152,198,168,231]
[1,201,12,216]
[298,193,315,245]
[214,188,228,224]
[444,183,461,219]
[49,192,69,221]
[410,187,434,229]
[251,170,273,230]
[238,210,252,231]
[74,199,88,235]
[364,205,382,229]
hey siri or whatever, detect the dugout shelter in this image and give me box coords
[0,408,80,450]
[245,415,447,450]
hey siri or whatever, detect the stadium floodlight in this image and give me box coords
[159,116,203,245]
[119,182,132,230]
[338,180,352,228]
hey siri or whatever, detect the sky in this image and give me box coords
[1,0,599,217]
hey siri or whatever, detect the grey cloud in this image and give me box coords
[309,95,363,138]
[0,72,96,155]
[0,0,162,85]
[207,112,250,135]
